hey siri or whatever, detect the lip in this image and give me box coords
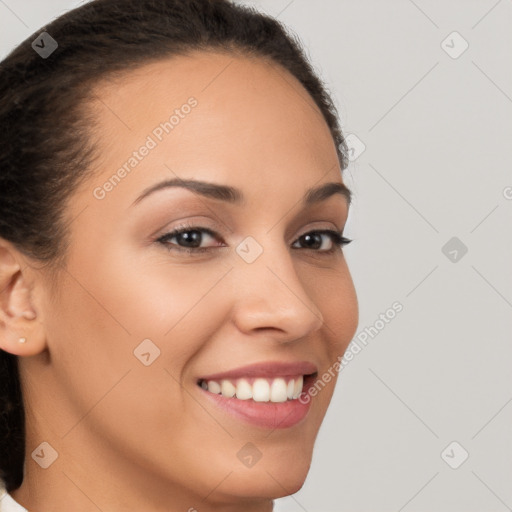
[196,361,319,429]
[197,360,318,382]
[200,387,313,429]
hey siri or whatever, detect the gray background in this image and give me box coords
[1,1,511,511]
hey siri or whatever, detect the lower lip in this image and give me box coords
[197,376,315,429]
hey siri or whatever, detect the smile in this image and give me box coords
[198,375,305,402]
[196,361,318,429]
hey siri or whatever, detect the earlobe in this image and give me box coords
[0,240,47,357]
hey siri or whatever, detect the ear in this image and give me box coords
[0,238,47,357]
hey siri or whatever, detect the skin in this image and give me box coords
[0,51,358,512]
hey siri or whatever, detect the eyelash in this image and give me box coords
[156,225,352,255]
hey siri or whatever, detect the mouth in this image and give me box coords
[196,373,318,402]
[195,361,318,429]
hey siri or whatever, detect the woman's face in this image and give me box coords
[24,52,358,507]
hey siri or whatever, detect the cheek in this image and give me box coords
[330,275,358,354]
[42,249,237,460]
[306,260,359,353]
[97,255,235,347]
[48,244,234,381]
[292,261,358,406]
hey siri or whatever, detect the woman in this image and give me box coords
[0,0,358,510]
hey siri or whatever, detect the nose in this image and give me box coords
[230,244,324,342]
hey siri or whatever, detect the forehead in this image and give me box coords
[83,51,342,205]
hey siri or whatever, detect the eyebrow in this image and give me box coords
[132,178,352,208]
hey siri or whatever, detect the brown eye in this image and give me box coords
[292,230,352,253]
[157,226,222,254]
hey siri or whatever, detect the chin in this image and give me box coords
[221,452,312,500]
[224,474,309,502]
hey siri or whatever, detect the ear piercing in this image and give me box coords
[18,337,27,344]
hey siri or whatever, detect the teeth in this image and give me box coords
[221,380,236,398]
[200,375,305,402]
[253,378,270,402]
[287,379,295,399]
[270,378,288,403]
[293,376,303,399]
[207,381,221,394]
[235,379,253,400]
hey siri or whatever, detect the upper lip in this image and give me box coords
[197,361,318,382]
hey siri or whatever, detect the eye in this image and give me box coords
[156,225,222,254]
[156,225,352,255]
[292,229,352,253]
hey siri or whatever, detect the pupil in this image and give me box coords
[179,231,201,247]
[303,233,321,249]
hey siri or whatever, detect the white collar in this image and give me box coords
[0,484,28,512]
